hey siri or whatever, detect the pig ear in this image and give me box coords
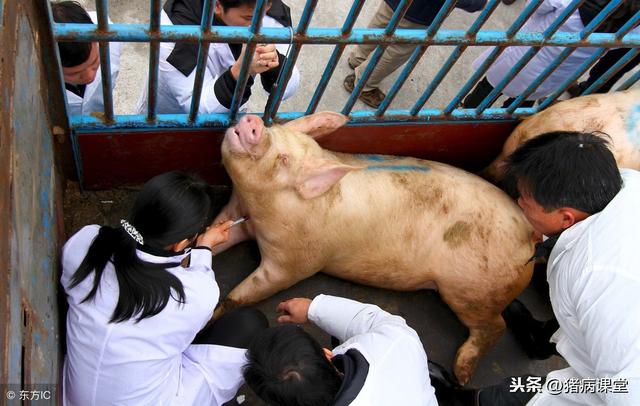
[283,112,348,139]
[295,159,361,200]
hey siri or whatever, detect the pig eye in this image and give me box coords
[278,154,290,167]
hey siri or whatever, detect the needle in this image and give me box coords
[231,216,249,227]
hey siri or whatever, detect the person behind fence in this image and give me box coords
[343,0,486,109]
[137,0,300,115]
[462,0,640,109]
[51,1,122,116]
[567,46,640,97]
[61,171,268,405]
[242,294,438,406]
[430,131,640,405]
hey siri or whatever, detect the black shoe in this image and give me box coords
[502,299,558,360]
[428,361,477,406]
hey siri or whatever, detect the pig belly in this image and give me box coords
[322,256,438,291]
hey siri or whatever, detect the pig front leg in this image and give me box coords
[214,259,318,319]
[211,191,255,254]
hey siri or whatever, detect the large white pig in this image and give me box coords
[484,89,640,181]
[214,112,535,385]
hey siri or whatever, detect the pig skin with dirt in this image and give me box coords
[484,89,640,182]
[215,112,535,385]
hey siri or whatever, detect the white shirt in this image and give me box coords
[65,12,122,116]
[308,294,438,406]
[473,0,640,100]
[61,225,247,406]
[528,169,640,405]
[137,10,300,114]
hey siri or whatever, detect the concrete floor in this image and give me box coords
[63,182,567,406]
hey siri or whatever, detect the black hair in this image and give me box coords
[70,171,219,323]
[243,325,342,406]
[51,1,93,67]
[504,131,622,214]
[218,0,262,10]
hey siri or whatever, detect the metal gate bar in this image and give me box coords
[50,0,640,131]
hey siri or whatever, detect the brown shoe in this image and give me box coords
[343,74,386,108]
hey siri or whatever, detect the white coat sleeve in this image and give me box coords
[575,268,640,405]
[530,0,560,16]
[307,294,414,343]
[166,65,231,114]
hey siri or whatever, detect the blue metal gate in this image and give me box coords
[48,0,640,188]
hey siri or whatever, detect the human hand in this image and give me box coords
[232,44,280,78]
[276,298,312,324]
[196,220,234,249]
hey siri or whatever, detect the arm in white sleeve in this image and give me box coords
[307,294,412,343]
[170,66,231,114]
[577,269,640,405]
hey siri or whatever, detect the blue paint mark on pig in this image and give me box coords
[356,154,390,162]
[366,165,430,172]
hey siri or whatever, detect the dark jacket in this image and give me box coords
[578,0,640,33]
[384,0,487,26]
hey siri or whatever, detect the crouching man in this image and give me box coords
[243,295,438,405]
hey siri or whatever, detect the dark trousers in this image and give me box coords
[478,376,541,406]
[580,48,640,93]
[193,307,269,348]
[463,77,537,109]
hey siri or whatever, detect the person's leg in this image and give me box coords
[193,307,269,348]
[429,361,538,406]
[502,98,535,108]
[477,376,540,405]
[502,299,559,360]
[584,48,640,93]
[462,77,497,108]
[353,3,423,92]
[348,1,391,69]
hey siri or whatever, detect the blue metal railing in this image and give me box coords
[50,0,640,130]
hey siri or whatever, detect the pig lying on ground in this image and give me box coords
[484,89,640,182]
[214,112,535,385]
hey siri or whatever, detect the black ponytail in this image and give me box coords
[69,171,217,323]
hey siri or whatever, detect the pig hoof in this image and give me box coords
[213,297,241,320]
[453,363,472,386]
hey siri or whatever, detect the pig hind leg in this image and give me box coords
[439,291,507,386]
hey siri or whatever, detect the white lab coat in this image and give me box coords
[473,0,639,100]
[65,12,122,116]
[136,10,300,114]
[527,169,640,406]
[308,294,438,406]
[61,225,247,406]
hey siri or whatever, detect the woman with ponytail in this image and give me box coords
[61,171,268,406]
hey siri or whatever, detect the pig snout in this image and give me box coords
[226,115,264,154]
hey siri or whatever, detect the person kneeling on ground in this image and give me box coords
[62,171,268,405]
[431,131,640,405]
[243,295,438,405]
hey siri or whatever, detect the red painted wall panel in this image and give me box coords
[78,121,517,190]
